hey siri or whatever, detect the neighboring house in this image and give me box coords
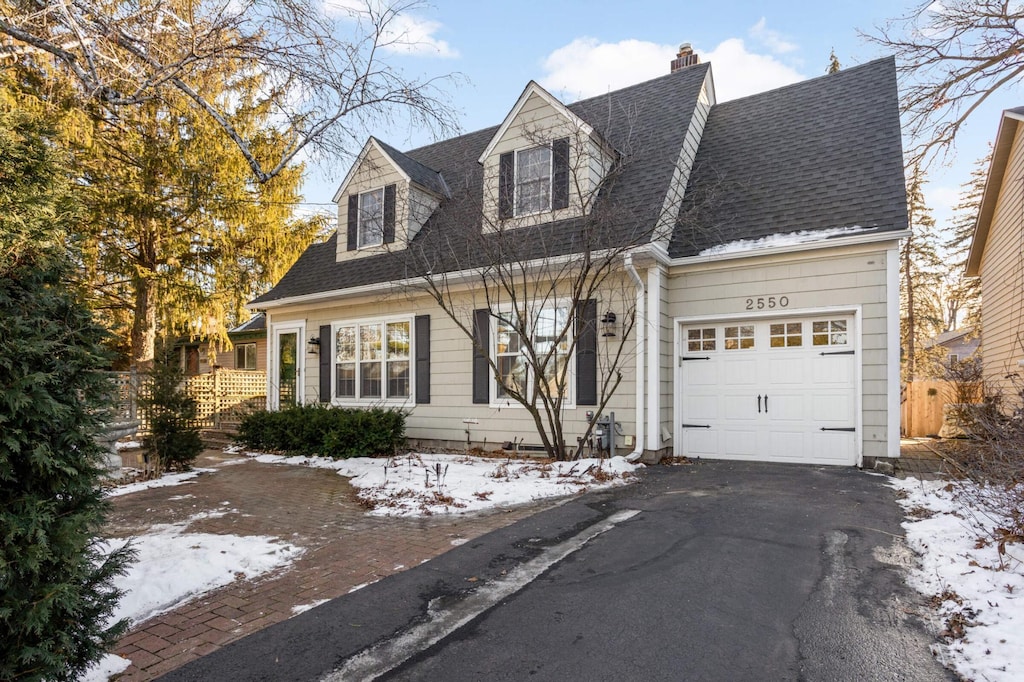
[968,107,1024,402]
[180,313,268,375]
[921,328,981,372]
[250,51,907,466]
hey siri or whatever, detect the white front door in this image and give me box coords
[271,325,304,410]
[679,315,857,465]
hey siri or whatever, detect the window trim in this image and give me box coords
[331,314,414,405]
[513,144,554,217]
[234,342,257,370]
[356,186,385,249]
[489,303,576,408]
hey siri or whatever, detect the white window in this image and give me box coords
[687,328,716,352]
[515,145,552,215]
[334,319,411,401]
[358,188,384,248]
[769,322,803,348]
[812,319,848,346]
[724,325,755,350]
[234,342,257,370]
[493,305,571,403]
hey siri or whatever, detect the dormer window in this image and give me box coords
[499,138,570,219]
[516,146,552,215]
[358,188,384,248]
[346,184,397,252]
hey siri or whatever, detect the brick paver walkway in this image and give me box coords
[104,450,550,680]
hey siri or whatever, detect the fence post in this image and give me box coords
[213,369,221,429]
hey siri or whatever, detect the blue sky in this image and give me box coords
[304,1,1024,236]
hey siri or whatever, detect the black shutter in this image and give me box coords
[415,315,430,404]
[383,184,396,244]
[576,299,598,405]
[346,194,358,251]
[498,152,514,219]
[472,309,490,404]
[552,137,569,210]
[319,324,332,403]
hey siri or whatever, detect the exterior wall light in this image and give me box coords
[601,311,617,337]
[307,336,321,355]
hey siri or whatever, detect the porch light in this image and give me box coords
[307,336,321,355]
[601,311,617,338]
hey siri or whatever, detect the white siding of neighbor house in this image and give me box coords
[333,145,441,263]
[481,91,615,230]
[664,242,897,460]
[265,275,640,452]
[979,125,1024,400]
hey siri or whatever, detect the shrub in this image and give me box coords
[140,341,203,472]
[237,404,405,458]
[0,110,133,681]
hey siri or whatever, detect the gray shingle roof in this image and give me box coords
[252,58,905,305]
[373,137,449,197]
[229,312,266,335]
[669,57,907,257]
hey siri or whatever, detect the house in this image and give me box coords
[250,50,907,467]
[921,327,980,373]
[180,313,268,376]
[968,107,1024,402]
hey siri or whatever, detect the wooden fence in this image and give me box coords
[901,380,982,437]
[106,368,266,434]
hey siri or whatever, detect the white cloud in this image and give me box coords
[748,17,798,54]
[323,0,457,58]
[539,34,805,104]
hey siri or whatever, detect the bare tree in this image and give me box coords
[0,0,459,182]
[864,1,1024,169]
[394,116,713,461]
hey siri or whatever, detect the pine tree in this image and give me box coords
[140,340,203,474]
[827,49,842,74]
[0,108,133,680]
[902,167,946,380]
[943,150,989,330]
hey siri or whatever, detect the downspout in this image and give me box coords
[624,253,645,463]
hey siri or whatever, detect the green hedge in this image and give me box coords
[237,405,406,458]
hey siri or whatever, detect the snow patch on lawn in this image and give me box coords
[105,469,215,497]
[241,451,642,516]
[891,478,1024,682]
[80,513,301,680]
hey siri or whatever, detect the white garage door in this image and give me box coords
[679,316,857,465]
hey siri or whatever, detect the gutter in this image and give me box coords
[623,253,645,463]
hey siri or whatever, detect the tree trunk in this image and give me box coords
[131,275,156,368]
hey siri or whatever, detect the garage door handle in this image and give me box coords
[764,395,768,413]
[820,427,856,432]
[757,394,762,413]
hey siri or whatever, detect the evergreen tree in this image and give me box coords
[140,341,203,474]
[943,151,989,329]
[0,109,133,680]
[901,167,946,380]
[827,49,842,74]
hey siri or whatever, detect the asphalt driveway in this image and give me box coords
[161,460,953,682]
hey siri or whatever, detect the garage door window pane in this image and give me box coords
[724,325,754,350]
[770,322,802,348]
[687,328,716,352]
[813,320,848,346]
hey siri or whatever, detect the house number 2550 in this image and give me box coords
[745,296,789,310]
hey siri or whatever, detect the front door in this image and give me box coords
[272,326,303,409]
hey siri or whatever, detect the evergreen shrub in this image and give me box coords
[238,405,405,458]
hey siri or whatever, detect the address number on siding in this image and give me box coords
[745,296,789,310]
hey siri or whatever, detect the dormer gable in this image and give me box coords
[333,137,447,263]
[478,81,617,230]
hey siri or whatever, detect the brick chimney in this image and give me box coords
[670,43,700,72]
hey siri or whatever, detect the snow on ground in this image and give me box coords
[79,512,303,681]
[104,468,215,497]
[242,451,643,516]
[291,599,330,615]
[698,225,870,256]
[891,478,1024,682]
[114,440,141,450]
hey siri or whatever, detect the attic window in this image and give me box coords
[516,145,552,215]
[358,188,384,248]
[499,138,570,219]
